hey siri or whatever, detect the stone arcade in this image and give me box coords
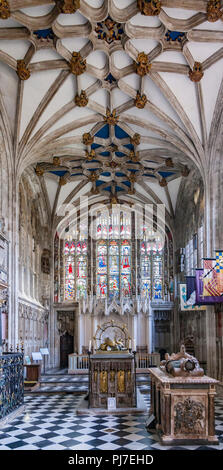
[0,0,223,452]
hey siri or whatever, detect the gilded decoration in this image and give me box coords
[95,16,124,44]
[74,90,88,107]
[53,156,61,166]
[174,397,205,435]
[137,0,161,16]
[104,109,119,125]
[165,157,174,167]
[117,370,125,393]
[134,52,151,76]
[88,171,98,183]
[69,52,86,76]
[56,0,80,14]
[130,133,141,146]
[35,165,44,176]
[207,1,222,22]
[94,370,98,382]
[100,370,108,393]
[94,320,129,353]
[129,150,140,162]
[188,62,204,82]
[16,60,31,80]
[159,177,167,187]
[85,149,96,161]
[82,132,94,145]
[59,175,68,186]
[135,91,147,109]
[0,0,10,19]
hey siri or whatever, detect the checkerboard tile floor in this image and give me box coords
[0,393,223,450]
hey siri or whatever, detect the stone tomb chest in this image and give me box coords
[89,352,136,409]
[148,346,219,445]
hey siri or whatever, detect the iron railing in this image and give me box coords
[0,353,24,420]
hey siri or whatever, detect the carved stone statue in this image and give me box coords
[160,344,204,377]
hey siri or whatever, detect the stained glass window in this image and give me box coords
[96,210,131,299]
[140,238,164,300]
[64,239,87,300]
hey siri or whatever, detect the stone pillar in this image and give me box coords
[146,308,153,353]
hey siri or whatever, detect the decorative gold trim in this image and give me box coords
[16,60,31,80]
[188,62,204,82]
[82,133,94,145]
[117,370,125,393]
[100,370,108,393]
[207,1,222,22]
[137,0,161,16]
[0,0,10,19]
[56,0,80,14]
[135,91,147,109]
[70,52,86,76]
[75,90,88,107]
[134,52,151,76]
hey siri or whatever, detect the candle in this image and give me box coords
[89,340,92,351]
[129,339,132,350]
[133,339,136,352]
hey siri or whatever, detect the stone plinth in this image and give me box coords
[148,367,219,445]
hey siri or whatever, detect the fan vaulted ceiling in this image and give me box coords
[0,0,222,223]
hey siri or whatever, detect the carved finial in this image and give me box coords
[130,133,141,146]
[75,90,88,107]
[159,177,167,187]
[16,60,31,80]
[86,149,96,161]
[56,0,80,14]
[70,51,86,75]
[137,0,161,16]
[104,108,119,125]
[0,0,10,19]
[128,187,136,195]
[82,132,94,145]
[207,1,222,22]
[165,158,174,168]
[35,165,44,176]
[134,52,151,76]
[135,91,147,109]
[188,62,204,82]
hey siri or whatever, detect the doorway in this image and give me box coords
[60,332,74,369]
